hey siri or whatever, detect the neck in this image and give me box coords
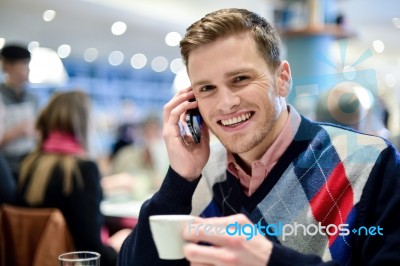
[5,80,25,95]
[42,131,85,155]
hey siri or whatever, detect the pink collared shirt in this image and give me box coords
[227,105,301,196]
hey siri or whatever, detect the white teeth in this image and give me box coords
[221,113,251,126]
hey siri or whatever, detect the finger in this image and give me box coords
[184,243,237,266]
[181,135,196,146]
[163,87,193,116]
[163,92,197,127]
[163,96,191,125]
[168,102,197,136]
[180,109,188,126]
[180,109,207,144]
[171,86,193,98]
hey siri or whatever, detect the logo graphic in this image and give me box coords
[188,221,384,241]
[289,40,378,125]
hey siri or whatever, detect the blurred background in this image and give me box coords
[1,0,399,158]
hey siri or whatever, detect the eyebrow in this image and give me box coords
[191,67,256,88]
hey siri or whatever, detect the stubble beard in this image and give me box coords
[211,105,279,155]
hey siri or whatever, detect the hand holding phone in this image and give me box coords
[163,88,210,181]
[186,99,202,144]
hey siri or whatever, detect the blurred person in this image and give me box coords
[110,123,136,160]
[103,116,168,200]
[118,8,400,266]
[101,122,138,199]
[15,91,130,266]
[0,44,38,178]
[0,96,16,205]
[140,115,169,189]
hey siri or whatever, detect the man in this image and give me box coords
[0,44,38,177]
[118,8,400,265]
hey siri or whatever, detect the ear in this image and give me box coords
[275,61,292,97]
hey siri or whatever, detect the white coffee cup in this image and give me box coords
[149,215,196,260]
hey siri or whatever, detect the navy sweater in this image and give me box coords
[118,117,400,266]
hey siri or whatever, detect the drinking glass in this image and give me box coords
[58,251,100,266]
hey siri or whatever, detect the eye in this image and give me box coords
[199,85,216,92]
[233,75,249,83]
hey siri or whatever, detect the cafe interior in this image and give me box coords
[1,0,399,153]
[0,0,399,264]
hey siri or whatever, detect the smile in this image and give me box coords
[220,112,253,126]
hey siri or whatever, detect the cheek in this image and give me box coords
[198,104,208,120]
[16,67,29,78]
[198,101,214,125]
[254,89,271,105]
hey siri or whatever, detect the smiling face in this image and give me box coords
[188,32,290,160]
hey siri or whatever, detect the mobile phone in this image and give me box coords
[186,100,202,144]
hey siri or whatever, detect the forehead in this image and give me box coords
[4,59,30,67]
[187,32,267,80]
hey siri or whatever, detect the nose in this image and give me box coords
[216,86,240,113]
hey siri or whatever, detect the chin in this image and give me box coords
[219,135,256,154]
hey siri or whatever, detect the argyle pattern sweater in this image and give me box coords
[118,116,400,266]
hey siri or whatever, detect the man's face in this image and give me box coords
[4,59,30,85]
[188,32,288,155]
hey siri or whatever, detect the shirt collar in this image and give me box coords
[227,105,301,195]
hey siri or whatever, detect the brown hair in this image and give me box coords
[180,8,282,72]
[19,90,90,204]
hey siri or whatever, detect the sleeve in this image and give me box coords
[268,144,400,266]
[117,166,200,266]
[352,144,400,265]
[63,160,117,266]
